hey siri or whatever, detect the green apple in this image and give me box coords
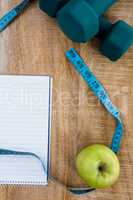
[76,144,120,189]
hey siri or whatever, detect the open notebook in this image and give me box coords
[0,75,52,185]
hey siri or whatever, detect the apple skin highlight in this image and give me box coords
[76,144,120,189]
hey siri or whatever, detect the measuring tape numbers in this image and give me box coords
[66,48,123,154]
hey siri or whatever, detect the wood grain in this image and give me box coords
[0,0,133,200]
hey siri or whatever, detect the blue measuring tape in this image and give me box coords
[66,48,123,153]
[0,0,31,32]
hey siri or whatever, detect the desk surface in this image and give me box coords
[0,1,133,200]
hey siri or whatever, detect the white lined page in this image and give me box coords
[0,75,52,185]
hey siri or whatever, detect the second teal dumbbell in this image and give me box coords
[57,0,116,42]
[97,17,133,61]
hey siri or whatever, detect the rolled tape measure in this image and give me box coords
[0,0,30,32]
[0,49,124,195]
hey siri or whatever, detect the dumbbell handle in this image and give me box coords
[87,0,116,15]
[96,17,113,39]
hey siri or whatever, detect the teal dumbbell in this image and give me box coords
[56,0,116,42]
[39,0,116,42]
[97,17,133,61]
[39,0,133,61]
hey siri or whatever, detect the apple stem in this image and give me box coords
[98,163,107,172]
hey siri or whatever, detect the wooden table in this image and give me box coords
[0,1,133,200]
